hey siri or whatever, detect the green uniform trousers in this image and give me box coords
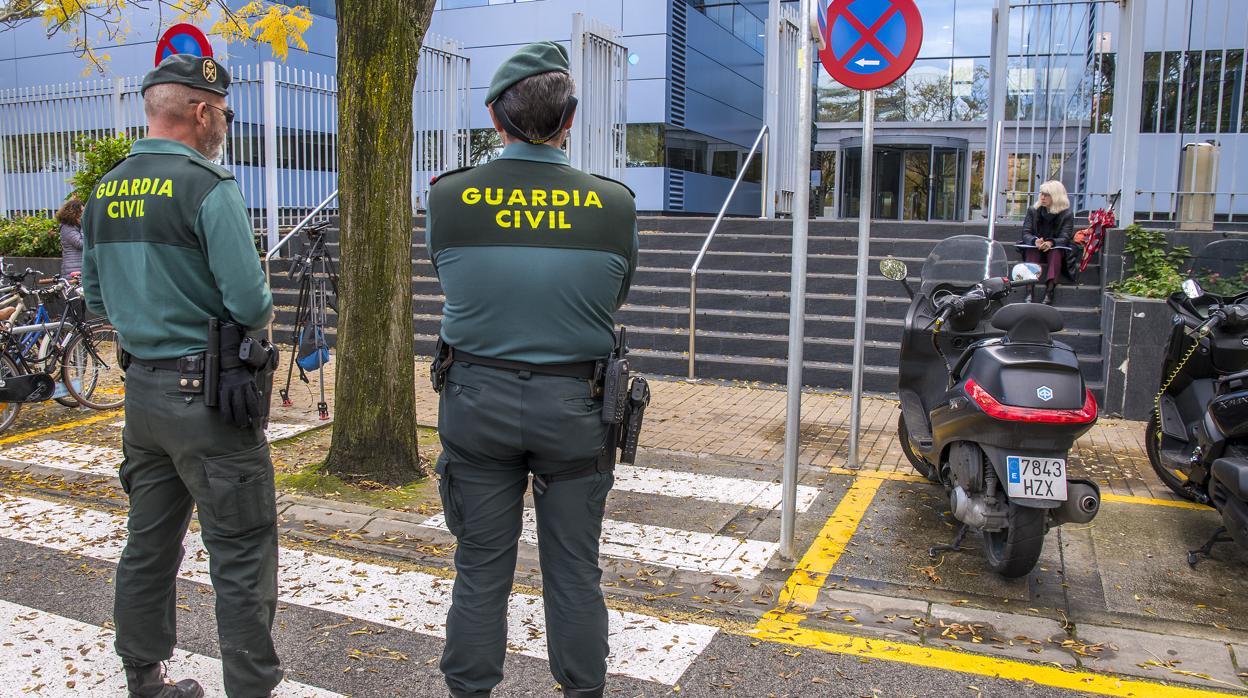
[436,361,614,696]
[114,365,282,698]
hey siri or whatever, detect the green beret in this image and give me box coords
[141,54,230,97]
[485,41,569,106]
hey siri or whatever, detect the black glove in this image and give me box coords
[219,366,261,429]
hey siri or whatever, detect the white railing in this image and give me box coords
[413,35,472,211]
[0,35,471,244]
[570,14,628,180]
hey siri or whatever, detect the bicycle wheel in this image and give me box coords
[0,354,22,433]
[62,323,125,410]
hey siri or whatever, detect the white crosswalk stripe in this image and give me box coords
[1,439,813,512]
[0,494,718,686]
[0,439,801,578]
[0,599,339,697]
[0,440,119,476]
[613,463,819,512]
[422,509,776,578]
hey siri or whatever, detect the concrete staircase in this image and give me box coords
[268,217,1106,396]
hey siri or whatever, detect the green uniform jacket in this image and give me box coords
[426,142,639,364]
[81,138,273,360]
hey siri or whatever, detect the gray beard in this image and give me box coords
[197,131,225,161]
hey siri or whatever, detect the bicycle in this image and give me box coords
[0,276,124,430]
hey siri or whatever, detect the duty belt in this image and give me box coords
[450,348,598,380]
[131,355,196,372]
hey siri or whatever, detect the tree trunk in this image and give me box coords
[325,0,436,485]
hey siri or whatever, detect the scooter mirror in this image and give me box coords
[879,256,909,281]
[1011,263,1042,282]
[1182,278,1204,300]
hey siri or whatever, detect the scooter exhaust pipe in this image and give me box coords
[1052,479,1101,525]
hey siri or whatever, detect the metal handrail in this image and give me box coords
[688,125,769,379]
[263,189,339,341]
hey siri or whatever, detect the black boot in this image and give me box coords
[125,663,204,698]
[564,684,605,698]
[1042,284,1056,305]
[448,690,490,698]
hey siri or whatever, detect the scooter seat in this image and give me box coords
[991,303,1064,344]
[1212,458,1248,501]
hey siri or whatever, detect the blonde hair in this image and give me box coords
[1038,180,1069,214]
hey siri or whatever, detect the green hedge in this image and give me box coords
[0,216,62,258]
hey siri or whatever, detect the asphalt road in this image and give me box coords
[0,525,1129,698]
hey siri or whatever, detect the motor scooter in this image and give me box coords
[881,235,1101,577]
[1146,238,1248,565]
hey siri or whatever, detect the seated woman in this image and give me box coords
[1018,180,1074,305]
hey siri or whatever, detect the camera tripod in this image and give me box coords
[280,221,339,420]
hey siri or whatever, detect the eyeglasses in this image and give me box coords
[189,100,235,125]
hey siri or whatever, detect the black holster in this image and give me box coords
[431,337,453,393]
[209,319,280,427]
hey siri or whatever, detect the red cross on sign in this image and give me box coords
[819,0,923,91]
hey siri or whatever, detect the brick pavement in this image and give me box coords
[404,359,1171,501]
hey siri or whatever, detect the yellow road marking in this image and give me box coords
[0,409,123,447]
[828,466,929,484]
[751,618,1241,698]
[1102,493,1211,511]
[764,477,883,624]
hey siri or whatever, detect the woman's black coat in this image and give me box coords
[1020,206,1074,247]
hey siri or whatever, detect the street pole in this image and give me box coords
[846,89,875,470]
[780,0,817,561]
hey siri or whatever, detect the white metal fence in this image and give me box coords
[413,35,472,211]
[569,13,628,180]
[772,4,802,216]
[0,35,472,247]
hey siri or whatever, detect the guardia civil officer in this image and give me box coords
[426,42,639,698]
[81,54,280,698]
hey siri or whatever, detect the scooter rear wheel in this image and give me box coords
[897,413,939,483]
[982,503,1046,578]
[1145,413,1201,502]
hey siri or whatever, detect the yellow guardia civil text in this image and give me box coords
[460,187,604,231]
[93,177,175,219]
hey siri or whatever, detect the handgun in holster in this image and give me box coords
[431,337,453,394]
[207,319,280,427]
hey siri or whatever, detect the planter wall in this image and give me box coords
[1102,229,1248,286]
[1100,292,1172,420]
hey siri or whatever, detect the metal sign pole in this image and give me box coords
[780,0,817,561]
[985,119,1004,278]
[846,88,875,469]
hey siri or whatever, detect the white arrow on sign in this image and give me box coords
[855,58,881,67]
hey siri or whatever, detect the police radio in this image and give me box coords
[601,328,629,425]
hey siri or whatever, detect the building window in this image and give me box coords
[658,127,761,182]
[626,124,665,167]
[275,0,334,17]
[817,72,863,122]
[687,1,766,54]
[1142,49,1246,134]
[969,150,985,217]
[904,59,954,121]
[711,150,738,179]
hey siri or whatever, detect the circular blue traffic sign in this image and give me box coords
[819,0,923,91]
[155,23,214,67]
